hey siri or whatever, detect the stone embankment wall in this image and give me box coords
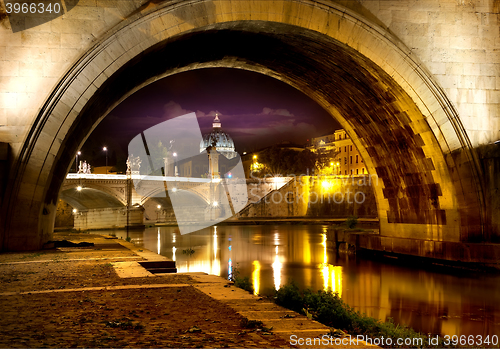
[480,145,500,242]
[237,175,378,219]
[54,199,74,228]
[74,207,144,231]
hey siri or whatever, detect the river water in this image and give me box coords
[114,224,500,338]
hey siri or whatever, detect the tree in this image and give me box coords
[258,146,317,176]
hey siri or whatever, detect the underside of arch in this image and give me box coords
[50,22,476,242]
[59,187,125,210]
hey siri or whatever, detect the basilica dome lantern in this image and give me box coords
[200,113,237,159]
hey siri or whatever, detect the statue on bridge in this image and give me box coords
[77,161,92,174]
[126,155,141,175]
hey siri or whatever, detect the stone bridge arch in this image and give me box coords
[60,180,128,207]
[138,183,211,206]
[1,0,495,250]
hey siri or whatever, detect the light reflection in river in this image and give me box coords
[111,224,500,337]
[253,260,261,295]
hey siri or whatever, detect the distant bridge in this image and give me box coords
[59,173,291,230]
[62,173,220,207]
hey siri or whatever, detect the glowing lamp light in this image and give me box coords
[227,172,232,178]
[173,152,177,157]
[213,201,218,207]
[72,208,77,214]
[253,155,257,159]
[172,187,177,192]
[76,186,82,191]
[157,205,161,209]
[321,180,332,190]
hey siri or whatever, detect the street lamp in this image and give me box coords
[173,152,178,176]
[156,204,161,222]
[76,151,81,173]
[103,147,108,174]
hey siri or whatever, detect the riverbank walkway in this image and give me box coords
[0,231,376,348]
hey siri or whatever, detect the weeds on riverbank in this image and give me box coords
[274,282,447,348]
[229,266,254,294]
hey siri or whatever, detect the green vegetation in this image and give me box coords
[275,282,437,348]
[229,274,462,348]
[345,215,358,229]
[230,266,254,294]
[182,248,195,256]
[233,276,254,294]
[125,236,131,242]
[253,146,317,176]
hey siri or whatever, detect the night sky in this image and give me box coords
[81,68,340,169]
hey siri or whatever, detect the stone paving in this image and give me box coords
[0,231,375,348]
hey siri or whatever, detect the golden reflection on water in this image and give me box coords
[157,229,161,255]
[320,233,342,296]
[252,260,261,295]
[212,227,220,276]
[272,245,283,291]
[142,225,500,338]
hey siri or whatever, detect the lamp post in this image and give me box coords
[103,147,108,174]
[173,152,178,176]
[76,151,81,173]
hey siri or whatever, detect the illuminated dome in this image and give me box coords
[200,114,237,159]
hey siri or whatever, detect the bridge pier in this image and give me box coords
[74,207,144,231]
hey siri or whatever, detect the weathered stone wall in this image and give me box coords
[479,145,500,242]
[306,176,378,219]
[54,199,74,228]
[351,0,500,146]
[238,175,377,219]
[74,207,144,231]
[0,143,8,207]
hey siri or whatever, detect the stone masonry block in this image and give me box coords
[486,90,500,103]
[0,92,18,109]
[449,36,472,49]
[445,62,463,75]
[295,3,314,29]
[480,63,499,76]
[0,61,19,77]
[50,48,81,63]
[309,5,329,33]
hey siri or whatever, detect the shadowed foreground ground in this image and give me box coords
[0,232,290,348]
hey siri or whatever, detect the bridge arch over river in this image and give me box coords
[0,0,498,251]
